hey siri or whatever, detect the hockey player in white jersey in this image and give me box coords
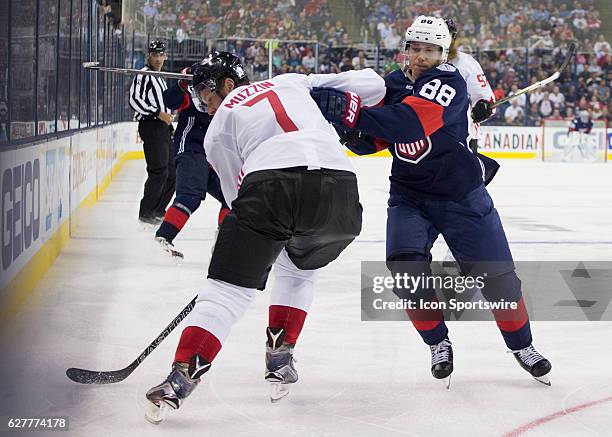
[443,18,499,266]
[144,52,364,423]
[445,18,496,153]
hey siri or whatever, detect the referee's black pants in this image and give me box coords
[138,119,176,219]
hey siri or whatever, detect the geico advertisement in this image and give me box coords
[1,140,69,290]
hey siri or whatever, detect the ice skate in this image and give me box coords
[265,327,298,403]
[155,236,184,262]
[430,337,453,389]
[145,355,211,424]
[511,344,552,386]
[139,215,163,231]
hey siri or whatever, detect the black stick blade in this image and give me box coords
[66,296,197,385]
[66,365,135,384]
[559,42,577,73]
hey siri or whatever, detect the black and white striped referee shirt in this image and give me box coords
[129,65,169,121]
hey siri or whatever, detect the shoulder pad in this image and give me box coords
[436,63,457,72]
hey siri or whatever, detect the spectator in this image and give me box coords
[339,56,354,72]
[505,100,525,125]
[593,78,609,101]
[352,50,368,70]
[590,95,603,119]
[384,26,402,50]
[493,82,506,101]
[377,16,392,41]
[507,84,526,108]
[594,34,610,56]
[531,87,545,105]
[301,50,316,72]
[527,103,542,126]
[383,53,401,74]
[205,17,222,50]
[549,86,566,109]
[539,92,554,118]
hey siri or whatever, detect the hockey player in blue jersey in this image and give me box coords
[569,110,594,134]
[565,109,596,162]
[154,63,229,260]
[311,16,551,385]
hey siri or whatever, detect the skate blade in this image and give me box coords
[533,375,551,386]
[144,400,169,424]
[443,374,452,390]
[269,382,291,403]
[139,222,159,232]
[156,241,185,264]
[165,249,184,265]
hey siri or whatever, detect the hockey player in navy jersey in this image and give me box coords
[565,109,596,161]
[311,16,551,385]
[154,63,229,260]
[569,110,594,134]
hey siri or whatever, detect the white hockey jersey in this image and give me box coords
[204,72,383,207]
[450,51,495,142]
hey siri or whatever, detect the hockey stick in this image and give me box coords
[66,295,197,384]
[492,42,576,108]
[82,61,194,81]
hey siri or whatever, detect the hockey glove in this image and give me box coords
[471,99,494,123]
[310,87,361,129]
[178,65,194,92]
[335,126,378,155]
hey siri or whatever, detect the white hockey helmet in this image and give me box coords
[404,16,452,64]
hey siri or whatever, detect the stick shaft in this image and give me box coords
[83,62,193,80]
[491,42,576,109]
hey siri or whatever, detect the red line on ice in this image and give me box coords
[502,395,612,436]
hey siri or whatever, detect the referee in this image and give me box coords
[129,40,176,225]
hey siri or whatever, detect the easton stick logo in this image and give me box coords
[394,137,432,164]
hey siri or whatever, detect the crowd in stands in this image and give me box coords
[141,0,610,126]
[145,0,348,44]
[363,0,604,51]
[363,0,610,124]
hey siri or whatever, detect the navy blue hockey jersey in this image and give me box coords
[354,65,485,200]
[569,116,593,133]
[163,84,212,156]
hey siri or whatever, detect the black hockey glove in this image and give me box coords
[310,87,361,128]
[471,99,494,123]
[335,126,378,155]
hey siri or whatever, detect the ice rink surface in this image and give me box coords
[0,158,611,437]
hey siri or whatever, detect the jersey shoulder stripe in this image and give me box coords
[401,96,444,136]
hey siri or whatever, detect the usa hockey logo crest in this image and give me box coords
[394,137,432,163]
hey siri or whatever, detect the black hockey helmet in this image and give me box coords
[192,51,248,94]
[148,40,166,53]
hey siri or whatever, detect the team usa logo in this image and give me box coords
[394,137,432,163]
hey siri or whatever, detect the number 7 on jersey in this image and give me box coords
[244,90,299,133]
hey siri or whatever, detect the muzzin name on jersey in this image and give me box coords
[223,81,275,108]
